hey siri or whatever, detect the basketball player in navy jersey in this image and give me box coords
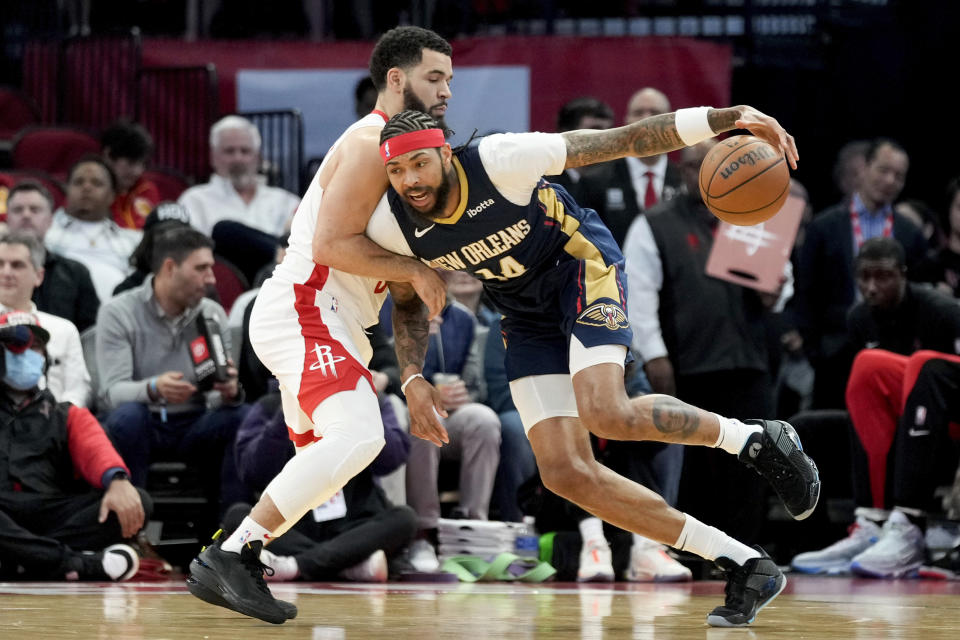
[369,109,812,627]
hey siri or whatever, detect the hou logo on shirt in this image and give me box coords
[190,336,210,364]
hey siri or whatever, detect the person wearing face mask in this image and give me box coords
[0,232,90,406]
[0,310,150,581]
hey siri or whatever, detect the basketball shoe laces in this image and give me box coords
[240,542,275,595]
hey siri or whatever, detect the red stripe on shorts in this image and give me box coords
[291,264,374,430]
[288,426,322,448]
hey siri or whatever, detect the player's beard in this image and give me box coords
[400,166,455,227]
[403,86,448,133]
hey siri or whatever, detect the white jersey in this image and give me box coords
[272,113,396,328]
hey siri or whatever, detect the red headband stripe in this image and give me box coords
[380,129,445,163]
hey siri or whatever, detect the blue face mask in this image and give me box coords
[3,348,45,391]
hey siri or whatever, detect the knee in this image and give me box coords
[578,394,633,440]
[538,453,597,503]
[135,487,155,520]
[457,404,502,448]
[104,403,150,438]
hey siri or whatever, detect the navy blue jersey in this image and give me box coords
[383,138,632,379]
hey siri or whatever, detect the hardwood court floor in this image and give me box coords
[2,575,960,639]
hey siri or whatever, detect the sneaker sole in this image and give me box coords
[850,561,922,579]
[186,575,297,619]
[187,560,290,624]
[706,573,787,627]
[790,561,853,575]
[765,421,821,521]
[576,573,615,583]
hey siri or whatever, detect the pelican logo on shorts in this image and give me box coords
[576,302,629,331]
[309,343,347,376]
[190,336,210,364]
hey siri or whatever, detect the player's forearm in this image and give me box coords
[562,106,743,169]
[312,233,423,283]
[391,293,431,378]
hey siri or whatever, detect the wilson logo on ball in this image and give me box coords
[699,135,790,227]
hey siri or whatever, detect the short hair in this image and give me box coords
[66,154,117,192]
[150,226,214,273]
[856,237,906,270]
[832,139,869,187]
[556,97,614,133]
[368,26,452,92]
[209,115,261,152]
[0,231,46,271]
[865,137,907,165]
[380,110,440,146]
[101,119,154,162]
[6,180,54,211]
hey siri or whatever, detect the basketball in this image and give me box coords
[699,135,790,226]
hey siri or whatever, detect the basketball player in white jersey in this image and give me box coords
[186,27,454,624]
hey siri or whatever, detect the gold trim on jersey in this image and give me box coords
[434,157,469,225]
[536,186,621,305]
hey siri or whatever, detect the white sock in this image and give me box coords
[713,414,762,456]
[673,514,759,566]
[101,550,129,580]
[578,517,607,547]
[222,516,273,554]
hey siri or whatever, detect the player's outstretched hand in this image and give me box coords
[406,377,450,447]
[734,105,799,170]
[410,266,448,321]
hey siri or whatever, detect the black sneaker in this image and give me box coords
[707,548,786,627]
[187,537,296,624]
[739,419,820,520]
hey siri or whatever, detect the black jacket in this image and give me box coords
[577,158,682,248]
[847,283,960,356]
[34,252,99,333]
[795,202,927,360]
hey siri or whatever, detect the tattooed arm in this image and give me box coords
[562,104,799,170]
[389,281,449,446]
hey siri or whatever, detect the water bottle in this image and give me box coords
[514,515,539,558]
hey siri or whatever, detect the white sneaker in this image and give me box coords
[259,547,300,581]
[340,550,388,583]
[850,510,925,578]
[102,544,140,581]
[577,540,614,582]
[790,516,882,574]
[407,539,440,572]
[625,542,692,582]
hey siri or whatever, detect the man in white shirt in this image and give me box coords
[44,157,141,304]
[179,116,300,237]
[178,115,300,282]
[577,87,683,248]
[0,232,91,406]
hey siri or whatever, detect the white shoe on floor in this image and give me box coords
[259,547,300,581]
[407,539,440,572]
[577,540,614,583]
[791,515,882,574]
[340,550,388,583]
[625,541,692,582]
[850,511,925,578]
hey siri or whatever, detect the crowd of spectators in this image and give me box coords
[2,76,960,584]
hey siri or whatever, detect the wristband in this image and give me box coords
[674,107,715,146]
[400,373,425,395]
[148,376,158,396]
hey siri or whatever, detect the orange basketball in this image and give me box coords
[699,135,790,226]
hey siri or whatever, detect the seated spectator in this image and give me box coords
[914,177,960,297]
[226,391,417,582]
[114,201,195,295]
[792,237,960,575]
[0,232,90,406]
[0,310,150,581]
[101,119,161,230]
[4,181,99,332]
[402,294,501,572]
[96,226,249,523]
[178,115,299,283]
[896,198,945,253]
[45,156,141,304]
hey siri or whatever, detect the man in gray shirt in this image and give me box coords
[96,226,249,520]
